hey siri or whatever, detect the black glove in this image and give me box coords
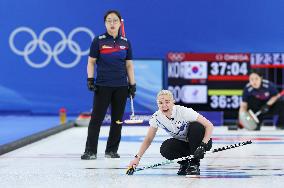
[128,84,136,98]
[87,78,97,92]
[194,141,209,159]
[259,104,270,114]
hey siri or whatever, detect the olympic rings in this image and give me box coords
[9,26,95,68]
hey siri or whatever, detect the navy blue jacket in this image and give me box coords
[89,32,133,86]
[242,79,278,104]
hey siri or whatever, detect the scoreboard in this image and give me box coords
[167,52,284,121]
[167,53,250,120]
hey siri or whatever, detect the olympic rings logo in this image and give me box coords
[167,52,185,62]
[9,27,95,68]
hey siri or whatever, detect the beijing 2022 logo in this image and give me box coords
[9,27,95,68]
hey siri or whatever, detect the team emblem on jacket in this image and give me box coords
[120,36,127,41]
[98,35,106,39]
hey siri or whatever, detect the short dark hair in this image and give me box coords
[250,68,264,77]
[104,10,122,22]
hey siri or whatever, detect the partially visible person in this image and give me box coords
[128,90,214,176]
[239,69,284,130]
[81,10,136,160]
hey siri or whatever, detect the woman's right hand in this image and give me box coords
[128,157,140,168]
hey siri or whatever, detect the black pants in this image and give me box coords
[84,86,128,154]
[160,122,212,165]
[247,96,284,128]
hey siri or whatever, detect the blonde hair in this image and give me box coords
[156,90,175,102]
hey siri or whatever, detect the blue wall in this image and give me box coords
[1,0,284,114]
[2,1,284,58]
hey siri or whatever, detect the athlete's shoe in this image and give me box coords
[186,164,200,175]
[81,151,97,160]
[177,161,190,175]
[105,152,120,158]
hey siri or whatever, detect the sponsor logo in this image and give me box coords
[215,53,249,61]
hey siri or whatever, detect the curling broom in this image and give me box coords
[124,96,143,124]
[120,19,142,124]
[126,140,252,175]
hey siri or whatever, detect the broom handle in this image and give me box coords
[130,95,135,118]
[132,140,252,173]
[255,111,261,116]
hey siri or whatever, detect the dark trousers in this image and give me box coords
[247,96,284,128]
[160,122,212,165]
[84,86,128,154]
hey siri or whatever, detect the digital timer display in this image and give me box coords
[210,95,241,109]
[210,62,248,76]
[208,89,242,109]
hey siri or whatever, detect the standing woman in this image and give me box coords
[81,10,136,160]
